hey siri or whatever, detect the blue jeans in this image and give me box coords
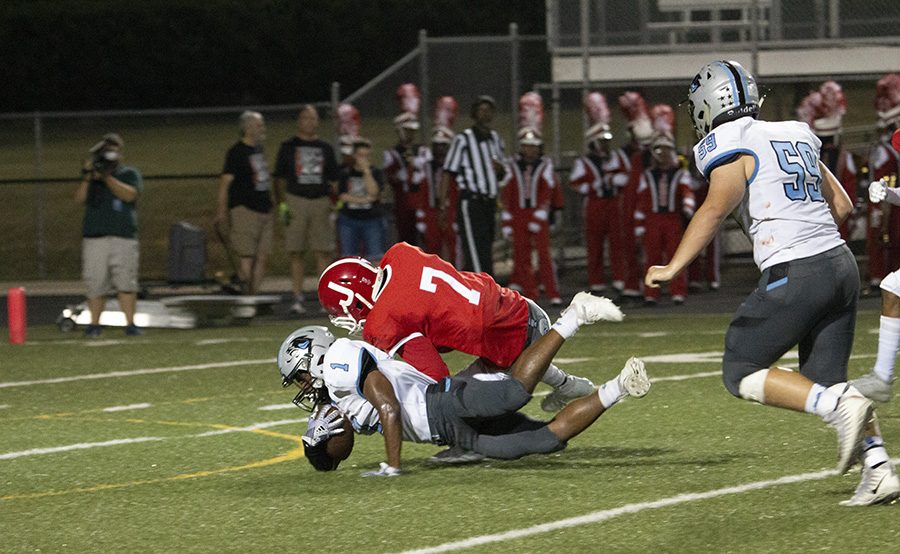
[337,213,385,260]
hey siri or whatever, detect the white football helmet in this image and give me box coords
[278,325,336,410]
[688,60,760,139]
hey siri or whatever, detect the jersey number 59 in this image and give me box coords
[770,140,824,202]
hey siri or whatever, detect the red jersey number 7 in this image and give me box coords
[418,267,481,305]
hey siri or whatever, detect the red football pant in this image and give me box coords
[643,213,687,300]
[583,197,627,290]
[511,219,560,300]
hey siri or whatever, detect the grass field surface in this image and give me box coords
[2,308,897,552]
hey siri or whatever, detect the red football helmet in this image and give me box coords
[318,257,380,334]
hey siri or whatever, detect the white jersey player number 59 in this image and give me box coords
[419,267,481,305]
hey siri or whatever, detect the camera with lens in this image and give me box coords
[88,133,123,174]
[91,149,120,173]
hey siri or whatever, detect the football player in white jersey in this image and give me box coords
[645,60,899,506]
[278,292,651,476]
[850,177,900,402]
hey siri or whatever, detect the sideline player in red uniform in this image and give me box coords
[318,243,614,413]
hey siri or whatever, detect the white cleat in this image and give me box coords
[823,384,874,475]
[541,374,595,412]
[839,461,900,507]
[849,371,894,403]
[562,292,624,325]
[618,357,651,399]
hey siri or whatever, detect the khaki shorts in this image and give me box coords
[284,194,335,254]
[229,205,274,257]
[82,236,140,297]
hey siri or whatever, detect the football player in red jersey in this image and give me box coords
[318,242,621,417]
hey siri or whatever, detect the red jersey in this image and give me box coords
[364,242,529,380]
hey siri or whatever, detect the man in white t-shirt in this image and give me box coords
[645,60,898,506]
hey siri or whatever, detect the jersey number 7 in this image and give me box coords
[418,267,482,305]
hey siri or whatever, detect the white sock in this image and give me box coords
[873,315,900,382]
[551,309,580,339]
[541,363,567,388]
[597,376,622,409]
[805,383,840,416]
[862,436,889,469]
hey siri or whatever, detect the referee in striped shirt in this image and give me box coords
[440,95,507,275]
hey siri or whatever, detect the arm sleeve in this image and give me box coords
[443,135,464,173]
[396,335,451,381]
[222,146,237,175]
[118,168,143,192]
[694,123,753,180]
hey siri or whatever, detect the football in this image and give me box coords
[324,408,355,462]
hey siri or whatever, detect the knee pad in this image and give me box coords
[722,350,765,398]
[737,369,769,403]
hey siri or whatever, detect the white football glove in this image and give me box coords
[527,221,542,233]
[502,225,513,239]
[533,209,548,221]
[869,179,888,203]
[302,404,345,447]
[361,462,401,477]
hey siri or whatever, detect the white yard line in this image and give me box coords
[194,418,307,437]
[258,403,298,411]
[0,437,165,460]
[102,403,152,413]
[0,418,307,460]
[652,371,721,382]
[396,459,900,554]
[0,358,275,389]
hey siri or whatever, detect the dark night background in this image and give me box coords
[2,0,545,111]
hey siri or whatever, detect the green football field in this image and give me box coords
[2,309,898,553]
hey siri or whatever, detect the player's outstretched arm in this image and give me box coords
[869,178,900,207]
[646,157,747,287]
[818,161,853,224]
[363,371,403,473]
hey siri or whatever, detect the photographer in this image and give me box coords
[74,133,144,337]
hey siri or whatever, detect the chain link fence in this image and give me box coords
[3,4,897,281]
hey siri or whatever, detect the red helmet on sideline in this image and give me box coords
[318,257,380,334]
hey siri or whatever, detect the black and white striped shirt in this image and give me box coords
[443,127,506,198]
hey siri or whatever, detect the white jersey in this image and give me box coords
[693,117,843,270]
[322,338,435,443]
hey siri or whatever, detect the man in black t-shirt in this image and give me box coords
[217,111,274,294]
[274,105,340,314]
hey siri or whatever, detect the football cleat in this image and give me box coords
[562,292,624,325]
[823,384,874,475]
[427,445,485,465]
[839,461,900,507]
[618,357,651,399]
[849,371,894,403]
[541,374,596,412]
